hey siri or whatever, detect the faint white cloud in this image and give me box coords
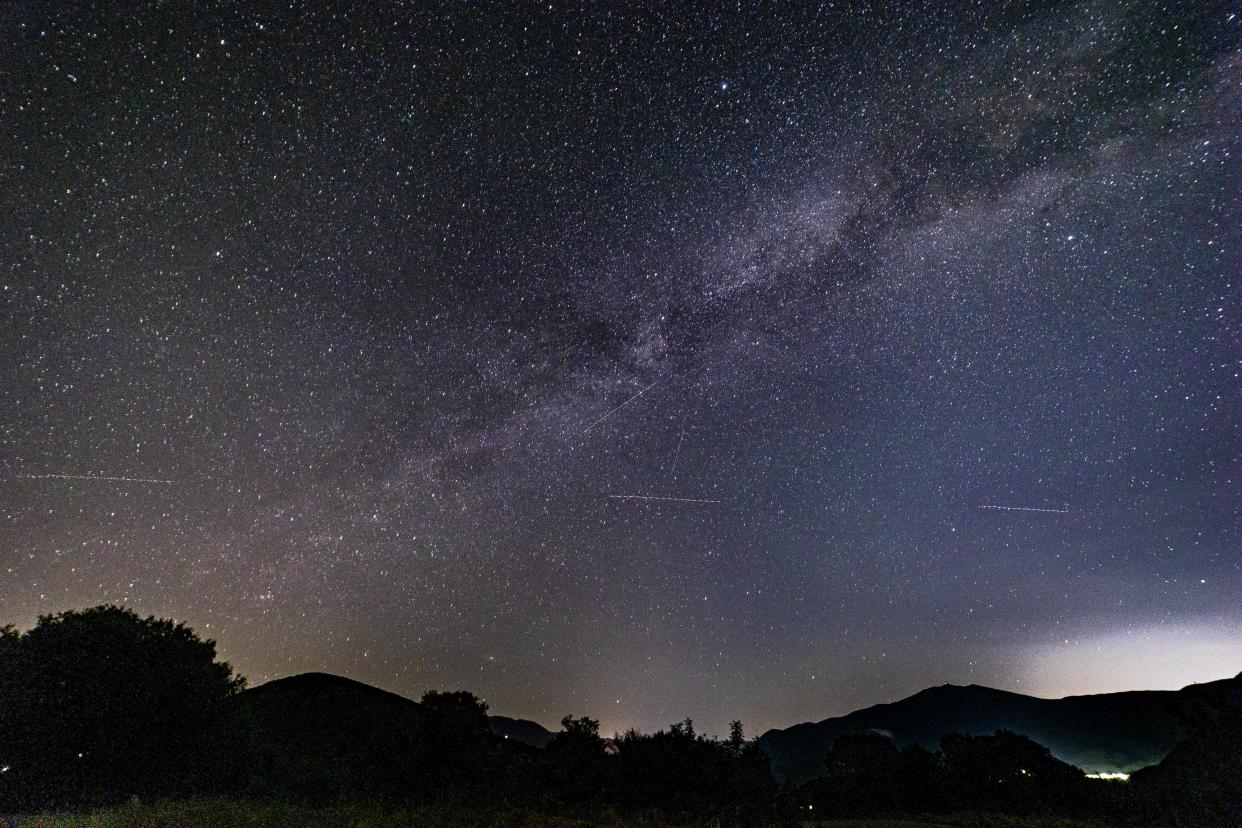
[1019,618,1242,698]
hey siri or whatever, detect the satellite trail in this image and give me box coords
[581,380,661,434]
[980,504,1069,514]
[608,494,723,504]
[668,413,690,477]
[14,473,176,485]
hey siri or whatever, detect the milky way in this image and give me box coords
[2,1,1239,735]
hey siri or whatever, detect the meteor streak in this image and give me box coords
[13,473,176,485]
[980,504,1069,514]
[581,380,661,434]
[607,494,723,504]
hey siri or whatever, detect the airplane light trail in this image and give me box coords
[581,380,661,434]
[13,473,177,485]
[980,504,1069,514]
[608,494,723,504]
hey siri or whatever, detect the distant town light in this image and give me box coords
[1086,771,1130,781]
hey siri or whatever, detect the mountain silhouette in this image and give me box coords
[757,671,1242,782]
[204,670,1242,794]
[489,714,555,747]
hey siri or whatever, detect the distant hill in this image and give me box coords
[757,671,1242,782]
[490,714,555,747]
[205,672,437,799]
[204,672,554,799]
[225,672,553,746]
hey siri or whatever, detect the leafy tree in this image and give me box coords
[420,689,490,730]
[802,732,950,817]
[560,714,601,738]
[416,690,496,798]
[668,717,696,739]
[0,605,243,809]
[550,714,605,756]
[546,715,607,802]
[824,732,900,777]
[940,730,1085,813]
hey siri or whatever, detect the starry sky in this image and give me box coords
[2,1,1239,737]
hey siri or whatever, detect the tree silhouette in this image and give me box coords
[726,720,746,756]
[940,729,1085,812]
[824,732,900,777]
[546,715,606,802]
[549,714,605,757]
[419,690,490,729]
[724,721,777,823]
[802,732,913,816]
[0,605,243,809]
[415,689,496,798]
[609,718,774,822]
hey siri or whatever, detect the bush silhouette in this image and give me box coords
[0,605,243,809]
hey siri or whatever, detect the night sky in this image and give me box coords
[2,1,1239,737]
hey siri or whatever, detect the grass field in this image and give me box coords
[10,799,731,828]
[6,800,1127,828]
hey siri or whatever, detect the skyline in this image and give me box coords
[2,0,1239,737]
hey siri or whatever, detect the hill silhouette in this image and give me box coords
[199,672,563,801]
[757,671,1242,781]
[489,714,555,747]
[204,672,437,800]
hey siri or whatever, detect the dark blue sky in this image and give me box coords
[2,1,1238,735]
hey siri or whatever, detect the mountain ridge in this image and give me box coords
[240,670,1241,783]
[757,671,1242,782]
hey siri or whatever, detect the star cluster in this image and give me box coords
[2,1,1239,735]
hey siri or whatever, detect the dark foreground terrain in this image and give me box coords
[11,800,1126,828]
[2,608,1239,827]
